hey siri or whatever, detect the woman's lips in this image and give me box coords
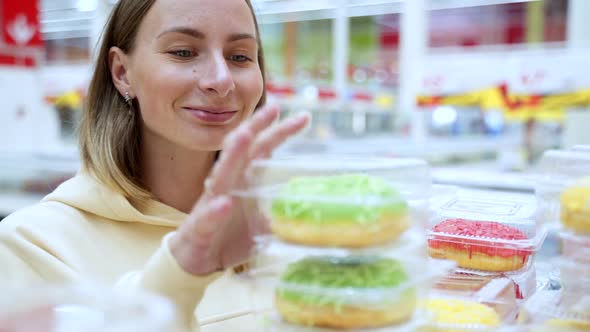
[184,108,238,124]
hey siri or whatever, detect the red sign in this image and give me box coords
[0,53,37,67]
[1,0,43,47]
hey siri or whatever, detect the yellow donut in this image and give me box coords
[561,177,590,235]
[423,298,500,332]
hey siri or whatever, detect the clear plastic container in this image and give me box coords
[559,259,590,293]
[235,156,432,249]
[559,231,590,263]
[559,177,590,235]
[273,256,421,330]
[421,297,503,332]
[240,256,454,332]
[536,150,590,180]
[239,231,444,326]
[246,229,428,278]
[431,274,518,322]
[0,283,178,332]
[535,150,590,230]
[434,262,537,301]
[427,197,546,273]
[503,263,537,300]
[260,314,426,332]
[518,289,590,330]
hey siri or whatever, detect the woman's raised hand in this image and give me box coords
[169,105,309,275]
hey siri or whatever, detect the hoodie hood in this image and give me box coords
[43,172,186,228]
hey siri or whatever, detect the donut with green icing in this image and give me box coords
[275,256,416,329]
[270,174,409,247]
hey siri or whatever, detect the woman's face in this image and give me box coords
[125,0,263,151]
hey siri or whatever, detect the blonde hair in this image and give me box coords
[79,0,267,200]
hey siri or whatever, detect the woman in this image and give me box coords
[0,0,308,331]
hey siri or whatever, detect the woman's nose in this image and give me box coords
[198,53,235,97]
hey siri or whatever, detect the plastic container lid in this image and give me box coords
[558,258,590,292]
[274,256,423,309]
[235,156,433,248]
[559,231,590,263]
[427,196,546,273]
[436,261,537,300]
[503,263,538,300]
[241,156,431,200]
[519,290,590,328]
[536,150,590,181]
[0,283,177,332]
[431,274,518,322]
[251,256,454,296]
[429,196,544,245]
[245,253,451,293]
[246,229,428,277]
[535,150,590,226]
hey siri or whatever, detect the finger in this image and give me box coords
[191,195,233,236]
[206,127,253,196]
[249,112,310,160]
[247,104,280,134]
[208,105,277,181]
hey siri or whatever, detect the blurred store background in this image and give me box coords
[0,0,589,219]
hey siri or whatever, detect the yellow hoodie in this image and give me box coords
[0,172,267,331]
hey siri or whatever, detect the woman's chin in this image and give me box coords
[181,128,230,152]
[185,142,223,152]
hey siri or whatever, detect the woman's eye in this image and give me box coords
[230,54,251,63]
[169,50,194,58]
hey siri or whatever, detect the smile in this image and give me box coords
[183,107,238,124]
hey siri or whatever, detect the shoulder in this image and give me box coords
[0,201,94,283]
[0,200,86,237]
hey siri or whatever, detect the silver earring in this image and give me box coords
[124,91,135,119]
[124,91,132,105]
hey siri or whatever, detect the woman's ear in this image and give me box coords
[109,46,134,98]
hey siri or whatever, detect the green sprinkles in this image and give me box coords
[271,174,408,224]
[277,257,412,306]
